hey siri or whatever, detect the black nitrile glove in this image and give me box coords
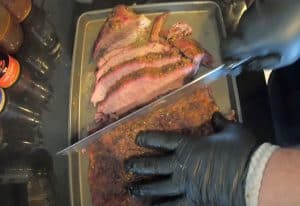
[125,112,257,206]
[222,0,300,71]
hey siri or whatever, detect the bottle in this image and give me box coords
[0,140,34,184]
[0,146,52,184]
[0,149,32,184]
[8,66,53,107]
[0,123,7,151]
[0,120,41,151]
[0,4,23,54]
[27,148,55,206]
[17,45,55,80]
[22,4,61,56]
[28,175,55,206]
[0,52,53,104]
[0,88,41,128]
[0,0,32,23]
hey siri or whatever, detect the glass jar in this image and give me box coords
[1,52,53,104]
[0,88,41,128]
[0,0,32,23]
[17,45,55,80]
[0,4,23,54]
[22,4,60,56]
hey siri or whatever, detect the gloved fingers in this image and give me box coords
[245,54,281,71]
[125,156,173,175]
[129,179,183,197]
[211,112,231,132]
[221,36,268,61]
[222,2,266,60]
[222,36,249,60]
[154,198,191,206]
[136,131,183,151]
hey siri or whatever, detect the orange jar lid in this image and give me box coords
[0,53,20,88]
[0,4,11,41]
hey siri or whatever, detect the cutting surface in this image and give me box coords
[68,2,235,206]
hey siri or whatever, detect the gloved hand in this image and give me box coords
[125,112,257,206]
[222,0,300,71]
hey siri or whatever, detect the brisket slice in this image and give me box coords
[167,22,192,41]
[95,61,195,122]
[93,5,151,60]
[150,13,169,42]
[97,45,133,69]
[96,42,171,80]
[172,38,213,70]
[91,54,181,106]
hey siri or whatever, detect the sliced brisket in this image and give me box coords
[91,5,213,124]
[150,13,169,42]
[93,5,151,60]
[91,54,181,105]
[167,22,192,40]
[96,42,171,80]
[97,45,134,69]
[172,38,213,71]
[95,61,196,122]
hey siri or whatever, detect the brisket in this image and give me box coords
[150,13,169,42]
[172,38,213,71]
[93,5,151,60]
[88,88,220,206]
[95,61,195,122]
[88,5,218,206]
[97,45,134,69]
[167,22,192,40]
[91,54,181,105]
[96,42,171,80]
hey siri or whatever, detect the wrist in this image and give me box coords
[245,143,279,206]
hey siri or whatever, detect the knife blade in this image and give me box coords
[57,57,252,155]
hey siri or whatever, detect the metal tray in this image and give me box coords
[67,2,241,206]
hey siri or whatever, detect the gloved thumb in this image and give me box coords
[211,112,231,132]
